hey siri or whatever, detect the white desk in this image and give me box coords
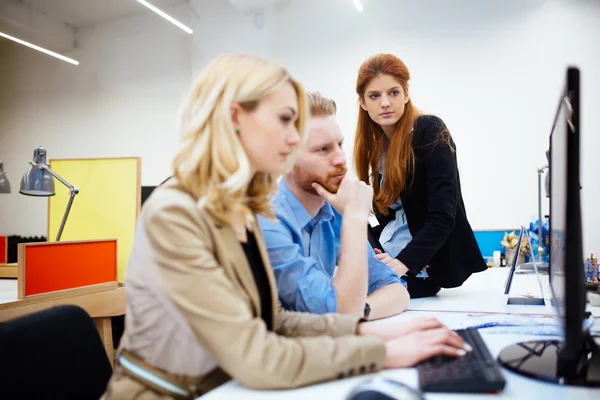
[200,268,600,399]
[408,267,599,316]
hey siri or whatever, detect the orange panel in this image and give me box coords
[24,240,117,297]
[0,236,6,263]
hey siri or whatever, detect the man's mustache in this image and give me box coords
[326,166,348,180]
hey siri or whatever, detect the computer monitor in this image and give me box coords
[497,67,600,386]
[548,68,587,369]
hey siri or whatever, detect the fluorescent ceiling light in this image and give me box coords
[352,0,364,12]
[0,31,79,65]
[136,0,193,34]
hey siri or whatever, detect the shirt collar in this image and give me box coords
[278,180,334,230]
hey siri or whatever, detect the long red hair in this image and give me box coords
[353,54,421,215]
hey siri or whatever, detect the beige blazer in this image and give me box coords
[116,179,386,394]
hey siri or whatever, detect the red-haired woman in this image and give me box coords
[354,53,486,298]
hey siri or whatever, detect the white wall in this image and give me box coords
[0,4,194,236]
[1,0,599,256]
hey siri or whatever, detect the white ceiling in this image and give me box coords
[21,0,190,28]
[1,0,296,30]
[227,0,290,12]
[0,0,289,53]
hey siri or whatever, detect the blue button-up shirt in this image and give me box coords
[257,180,405,314]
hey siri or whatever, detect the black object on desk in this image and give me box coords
[417,328,506,393]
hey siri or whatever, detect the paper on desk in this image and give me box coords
[461,314,600,336]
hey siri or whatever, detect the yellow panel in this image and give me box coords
[48,158,141,281]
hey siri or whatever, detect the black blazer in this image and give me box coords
[369,115,486,288]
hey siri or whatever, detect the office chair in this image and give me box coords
[0,305,113,399]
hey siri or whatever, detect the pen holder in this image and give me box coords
[505,247,525,266]
[588,291,600,307]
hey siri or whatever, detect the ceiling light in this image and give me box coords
[136,0,193,34]
[0,31,79,65]
[352,0,364,12]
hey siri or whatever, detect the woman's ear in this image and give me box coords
[230,102,241,129]
[359,98,368,111]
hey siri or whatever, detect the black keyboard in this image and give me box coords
[417,328,506,393]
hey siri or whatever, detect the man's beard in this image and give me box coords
[293,165,348,196]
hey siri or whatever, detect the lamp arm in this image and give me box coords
[37,163,79,194]
[34,163,80,241]
[55,191,76,241]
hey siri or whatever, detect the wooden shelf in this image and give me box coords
[0,263,17,279]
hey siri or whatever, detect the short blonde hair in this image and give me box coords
[174,53,309,225]
[307,92,337,117]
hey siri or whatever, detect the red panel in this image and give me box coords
[0,236,6,263]
[24,240,117,296]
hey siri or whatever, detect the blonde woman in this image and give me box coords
[102,54,468,400]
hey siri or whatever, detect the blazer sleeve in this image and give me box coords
[397,116,459,273]
[274,302,362,338]
[145,202,386,390]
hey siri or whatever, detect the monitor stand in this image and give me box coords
[517,261,549,272]
[497,334,600,386]
[507,297,545,305]
[506,229,547,306]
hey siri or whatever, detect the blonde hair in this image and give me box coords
[307,92,337,117]
[174,53,309,225]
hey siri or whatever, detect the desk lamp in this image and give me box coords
[19,147,79,241]
[0,161,10,193]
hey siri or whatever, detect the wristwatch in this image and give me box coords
[364,302,371,318]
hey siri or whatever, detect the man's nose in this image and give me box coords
[332,146,346,167]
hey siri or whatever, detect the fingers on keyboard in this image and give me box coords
[422,327,466,351]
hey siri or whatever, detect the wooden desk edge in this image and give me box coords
[0,286,126,323]
[0,263,17,279]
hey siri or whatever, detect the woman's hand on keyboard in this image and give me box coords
[358,316,448,341]
[382,326,468,368]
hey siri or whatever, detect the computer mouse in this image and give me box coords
[346,376,426,400]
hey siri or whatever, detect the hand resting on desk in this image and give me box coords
[357,316,471,368]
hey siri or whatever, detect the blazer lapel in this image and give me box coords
[216,223,262,319]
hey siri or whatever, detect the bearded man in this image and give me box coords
[258,92,409,320]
